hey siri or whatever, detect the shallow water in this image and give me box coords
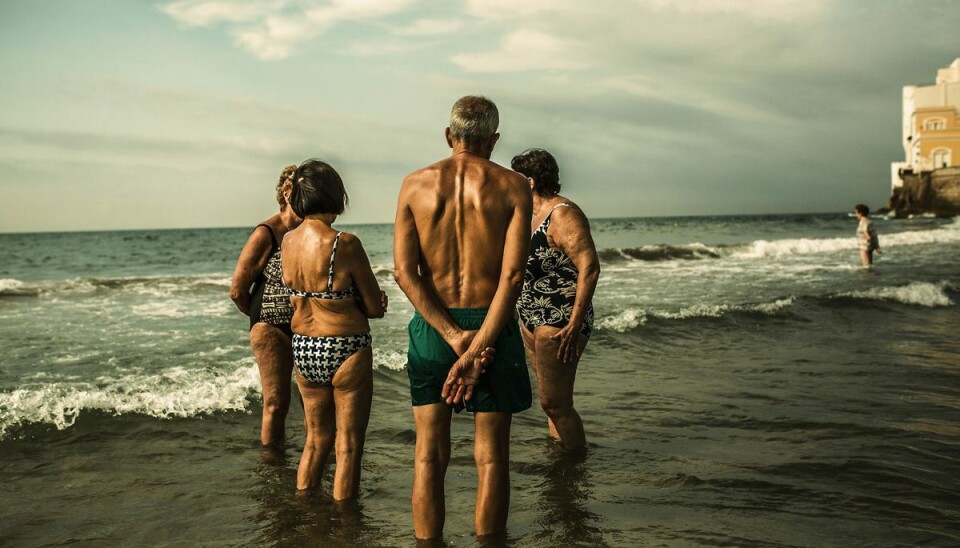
[1,214,959,546]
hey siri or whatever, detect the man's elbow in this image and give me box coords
[394,265,417,289]
[504,267,525,291]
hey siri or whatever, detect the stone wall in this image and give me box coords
[887,166,960,217]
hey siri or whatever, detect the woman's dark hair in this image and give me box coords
[511,148,560,195]
[290,159,348,218]
[854,203,869,216]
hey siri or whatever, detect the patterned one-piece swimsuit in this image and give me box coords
[249,224,294,336]
[287,231,372,385]
[516,203,594,337]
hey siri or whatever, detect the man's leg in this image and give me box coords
[474,412,512,536]
[412,403,452,540]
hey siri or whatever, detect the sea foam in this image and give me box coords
[595,297,797,333]
[839,281,955,307]
[0,360,260,438]
[731,221,960,260]
[0,274,234,298]
[596,308,649,332]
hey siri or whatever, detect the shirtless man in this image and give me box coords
[393,96,533,539]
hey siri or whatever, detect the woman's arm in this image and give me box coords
[550,205,601,363]
[229,227,273,316]
[344,234,386,319]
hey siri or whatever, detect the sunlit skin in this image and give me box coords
[393,128,531,539]
[282,213,386,499]
[229,191,301,447]
[521,185,600,452]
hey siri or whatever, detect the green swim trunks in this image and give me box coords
[407,308,531,413]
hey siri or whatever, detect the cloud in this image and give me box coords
[160,0,415,60]
[160,0,281,26]
[636,0,829,20]
[452,30,590,72]
[464,0,828,21]
[393,17,462,37]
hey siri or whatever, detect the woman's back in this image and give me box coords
[282,223,371,337]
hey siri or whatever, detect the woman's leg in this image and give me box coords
[331,346,374,500]
[250,323,294,446]
[521,325,558,438]
[296,372,335,491]
[533,326,589,450]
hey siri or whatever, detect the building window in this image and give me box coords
[923,118,946,130]
[932,149,951,168]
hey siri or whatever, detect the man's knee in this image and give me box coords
[474,418,511,466]
[415,442,450,468]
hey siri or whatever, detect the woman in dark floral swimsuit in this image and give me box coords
[512,148,600,451]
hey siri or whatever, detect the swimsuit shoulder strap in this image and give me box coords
[327,231,344,291]
[254,223,279,250]
[543,202,574,231]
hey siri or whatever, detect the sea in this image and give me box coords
[1,213,958,547]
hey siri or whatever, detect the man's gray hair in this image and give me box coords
[449,96,499,142]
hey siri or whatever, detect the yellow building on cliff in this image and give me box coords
[891,58,960,189]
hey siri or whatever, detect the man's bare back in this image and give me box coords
[398,153,529,309]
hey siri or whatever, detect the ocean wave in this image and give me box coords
[598,243,721,262]
[374,349,408,371]
[595,308,649,332]
[594,297,796,332]
[731,223,960,259]
[836,281,955,308]
[656,298,797,320]
[0,274,233,298]
[0,278,35,296]
[0,360,261,439]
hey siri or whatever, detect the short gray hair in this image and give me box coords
[449,96,499,142]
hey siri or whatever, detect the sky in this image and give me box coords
[0,0,958,232]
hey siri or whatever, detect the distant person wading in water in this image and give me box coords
[854,204,881,267]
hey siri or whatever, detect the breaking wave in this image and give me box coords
[594,280,955,333]
[599,219,960,263]
[595,297,797,333]
[0,359,260,439]
[0,274,233,298]
[731,221,960,259]
[835,281,955,308]
[598,243,721,262]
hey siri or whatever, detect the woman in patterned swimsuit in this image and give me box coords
[512,148,600,451]
[230,164,302,447]
[281,159,387,498]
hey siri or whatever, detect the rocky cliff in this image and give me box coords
[887,166,960,217]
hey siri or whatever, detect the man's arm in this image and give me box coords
[443,177,532,404]
[393,177,473,353]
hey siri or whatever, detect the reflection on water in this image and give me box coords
[535,445,607,548]
[251,448,386,548]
